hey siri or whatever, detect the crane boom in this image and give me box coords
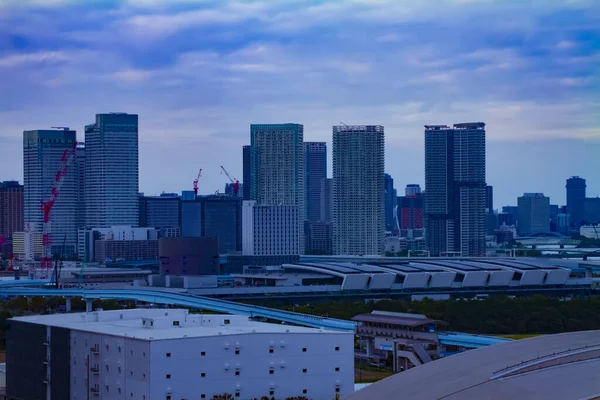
[40,142,77,279]
[220,165,240,195]
[193,168,202,196]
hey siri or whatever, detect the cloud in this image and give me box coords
[0,0,597,204]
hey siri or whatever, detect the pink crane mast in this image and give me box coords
[39,141,77,279]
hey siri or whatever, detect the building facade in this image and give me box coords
[424,123,487,256]
[242,201,299,256]
[332,125,385,256]
[242,145,251,201]
[384,173,397,232]
[180,195,242,254]
[6,309,354,400]
[85,113,139,228]
[397,194,424,230]
[305,220,333,255]
[305,142,327,222]
[139,193,181,230]
[584,197,600,224]
[486,185,494,213]
[517,193,550,236]
[159,237,219,275]
[405,184,422,197]
[250,124,305,253]
[321,178,333,223]
[566,176,586,229]
[0,181,23,240]
[23,129,78,256]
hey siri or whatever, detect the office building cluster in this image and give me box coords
[2,114,597,268]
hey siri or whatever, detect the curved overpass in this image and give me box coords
[0,287,357,332]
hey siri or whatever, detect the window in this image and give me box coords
[166,353,171,357]
[201,373,206,377]
[269,391,274,396]
[303,368,307,373]
[166,374,171,379]
[224,319,230,324]
[118,367,122,374]
[201,351,206,356]
[269,370,274,375]
[235,371,240,376]
[106,385,109,392]
[105,365,109,372]
[269,348,274,354]
[235,393,240,397]
[302,348,307,352]
[201,395,206,399]
[118,388,122,394]
[173,321,180,326]
[118,346,122,353]
[166,396,171,400]
[303,390,307,394]
[335,346,340,351]
[235,350,240,355]
[335,367,340,372]
[335,388,340,393]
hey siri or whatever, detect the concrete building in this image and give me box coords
[180,195,242,254]
[159,237,219,275]
[405,184,421,197]
[486,185,494,213]
[424,123,487,257]
[242,145,251,201]
[305,220,333,255]
[566,176,586,229]
[397,193,424,230]
[75,143,86,231]
[23,128,78,256]
[139,193,181,232]
[305,142,327,222]
[584,197,600,224]
[353,311,446,372]
[333,125,385,256]
[518,193,550,236]
[384,173,397,232]
[6,309,354,400]
[250,123,305,253]
[11,230,43,261]
[242,201,299,256]
[78,226,159,262]
[0,181,23,240]
[321,178,333,223]
[85,113,139,228]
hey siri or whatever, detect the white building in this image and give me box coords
[11,230,43,261]
[242,201,299,256]
[332,125,385,256]
[6,309,353,400]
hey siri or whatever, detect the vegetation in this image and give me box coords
[267,295,600,335]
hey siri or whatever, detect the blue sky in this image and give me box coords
[0,0,598,207]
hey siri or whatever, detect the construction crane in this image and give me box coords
[193,168,202,196]
[40,142,77,279]
[220,165,240,195]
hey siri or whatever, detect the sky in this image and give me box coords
[0,0,598,208]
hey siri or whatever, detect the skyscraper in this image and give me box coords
[75,143,85,230]
[23,129,78,256]
[518,193,550,236]
[305,142,327,222]
[405,184,422,197]
[242,145,251,201]
[486,185,494,213]
[333,125,385,256]
[320,178,333,222]
[85,113,139,228]
[384,173,397,232]
[424,122,486,256]
[566,176,586,228]
[0,181,24,240]
[250,124,305,253]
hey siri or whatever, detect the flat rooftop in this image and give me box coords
[10,309,341,341]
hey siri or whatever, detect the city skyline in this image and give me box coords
[0,1,597,208]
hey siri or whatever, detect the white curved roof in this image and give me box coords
[344,330,600,400]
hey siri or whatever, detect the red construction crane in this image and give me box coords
[39,142,77,279]
[220,165,240,195]
[193,168,202,196]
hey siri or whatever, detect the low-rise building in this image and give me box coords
[159,237,219,275]
[6,309,354,400]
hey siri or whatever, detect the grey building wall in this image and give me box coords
[85,113,139,228]
[159,237,219,275]
[566,176,586,228]
[139,194,181,229]
[250,124,305,253]
[6,319,49,400]
[50,326,71,400]
[76,144,85,232]
[333,125,385,256]
[23,129,78,256]
[305,142,327,222]
[320,178,333,223]
[584,197,600,224]
[518,193,550,236]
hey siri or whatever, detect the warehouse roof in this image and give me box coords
[352,311,446,327]
[344,330,600,400]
